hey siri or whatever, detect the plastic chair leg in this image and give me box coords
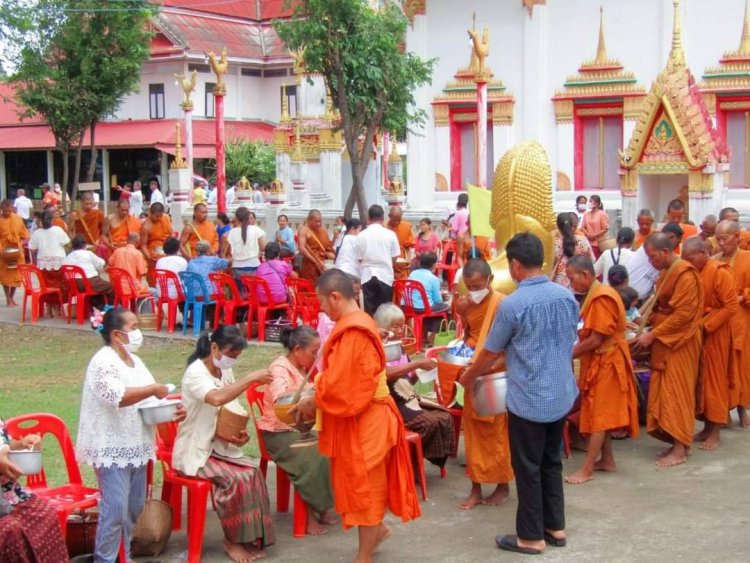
[161,480,183,531]
[276,466,291,513]
[76,297,86,325]
[406,432,428,501]
[22,295,29,323]
[258,309,266,342]
[292,489,308,538]
[259,458,268,478]
[440,466,447,478]
[182,304,190,335]
[167,302,177,333]
[194,305,204,336]
[185,483,211,563]
[156,301,163,331]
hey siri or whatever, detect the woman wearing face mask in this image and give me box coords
[76,307,186,563]
[574,195,588,226]
[172,325,274,562]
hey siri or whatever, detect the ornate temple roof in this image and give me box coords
[700,0,750,93]
[619,0,727,171]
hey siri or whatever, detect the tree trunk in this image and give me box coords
[60,146,70,215]
[344,156,368,220]
[72,129,85,206]
[85,121,97,182]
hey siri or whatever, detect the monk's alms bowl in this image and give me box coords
[472,372,508,417]
[383,340,404,363]
[274,389,315,426]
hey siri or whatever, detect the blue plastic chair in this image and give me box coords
[179,271,216,336]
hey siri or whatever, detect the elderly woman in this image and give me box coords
[77,307,183,562]
[29,210,70,313]
[374,303,456,468]
[551,212,594,289]
[259,325,335,535]
[1,419,67,560]
[172,326,274,562]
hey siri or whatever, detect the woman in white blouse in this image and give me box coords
[29,210,70,314]
[225,207,266,278]
[76,308,185,563]
[172,326,274,562]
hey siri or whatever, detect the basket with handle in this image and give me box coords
[136,298,158,331]
[131,482,172,557]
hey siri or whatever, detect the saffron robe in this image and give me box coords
[389,221,415,280]
[73,208,105,244]
[0,213,28,287]
[141,215,173,286]
[647,259,703,445]
[184,220,219,257]
[577,283,639,437]
[52,217,68,232]
[716,249,750,407]
[696,260,738,424]
[107,215,141,248]
[633,230,652,250]
[462,291,514,484]
[316,310,420,529]
[299,226,333,284]
[739,230,750,251]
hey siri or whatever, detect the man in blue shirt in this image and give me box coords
[186,241,230,293]
[460,233,579,555]
[407,252,449,313]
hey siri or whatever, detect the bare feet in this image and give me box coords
[699,433,720,451]
[656,445,673,458]
[317,510,338,525]
[242,545,266,561]
[738,407,750,428]
[593,458,617,472]
[374,522,392,553]
[693,428,710,442]
[224,539,265,562]
[307,511,328,536]
[565,469,594,484]
[481,484,510,506]
[457,486,483,510]
[655,450,687,467]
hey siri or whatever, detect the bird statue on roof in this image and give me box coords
[175,71,197,111]
[206,47,229,95]
[468,26,490,78]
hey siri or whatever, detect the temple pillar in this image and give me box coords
[555,121,574,189]
[101,149,110,211]
[168,167,192,232]
[406,11,432,209]
[319,149,342,209]
[275,152,292,202]
[521,3,549,144]
[46,150,55,186]
[688,171,721,224]
[620,169,638,228]
[0,151,6,200]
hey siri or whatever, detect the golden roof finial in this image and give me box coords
[669,0,686,68]
[740,0,750,54]
[280,82,291,124]
[170,122,187,169]
[595,6,608,64]
[291,122,305,162]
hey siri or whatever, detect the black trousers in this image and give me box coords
[362,276,393,317]
[507,410,566,541]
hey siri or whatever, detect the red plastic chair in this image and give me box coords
[4,413,100,540]
[18,263,65,323]
[61,264,103,325]
[297,292,321,328]
[154,269,185,333]
[246,384,308,538]
[393,279,449,351]
[155,419,213,563]
[208,272,249,329]
[404,431,428,501]
[108,267,154,313]
[241,275,291,341]
[287,278,315,325]
[435,240,460,288]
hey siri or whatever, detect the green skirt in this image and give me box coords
[261,430,334,514]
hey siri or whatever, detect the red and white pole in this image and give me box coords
[476,79,488,188]
[214,91,226,214]
[185,107,194,204]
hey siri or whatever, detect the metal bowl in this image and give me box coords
[384,340,404,362]
[471,372,508,416]
[274,389,315,425]
[439,350,473,366]
[138,399,180,425]
[8,449,43,475]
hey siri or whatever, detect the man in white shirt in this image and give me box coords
[356,204,400,316]
[334,218,363,279]
[628,222,683,300]
[148,179,164,206]
[594,227,636,284]
[226,183,236,206]
[155,237,188,300]
[13,189,33,226]
[62,235,113,306]
[207,185,218,205]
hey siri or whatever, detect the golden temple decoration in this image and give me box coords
[700,0,750,101]
[468,23,491,81]
[433,104,449,126]
[175,71,197,112]
[323,93,336,123]
[291,123,305,162]
[644,115,683,159]
[523,0,546,17]
[492,101,514,125]
[270,179,284,193]
[388,136,401,164]
[667,0,686,70]
[280,83,291,124]
[170,123,187,169]
[290,47,307,85]
[206,47,229,96]
[237,176,251,191]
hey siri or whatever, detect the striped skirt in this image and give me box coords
[196,455,275,547]
[0,495,68,562]
[406,406,456,467]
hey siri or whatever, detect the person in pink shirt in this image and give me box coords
[446,193,470,240]
[414,218,442,258]
[255,242,296,305]
[581,194,609,258]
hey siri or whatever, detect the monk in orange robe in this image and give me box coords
[103,199,141,250]
[564,257,639,484]
[681,237,738,450]
[179,203,218,258]
[715,219,750,427]
[453,259,513,509]
[292,269,420,563]
[387,206,414,280]
[634,211,654,250]
[71,192,105,248]
[632,233,702,467]
[0,200,29,306]
[140,202,173,286]
[43,204,68,233]
[718,206,750,251]
[298,209,334,285]
[665,199,697,254]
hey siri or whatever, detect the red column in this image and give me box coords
[214,92,226,214]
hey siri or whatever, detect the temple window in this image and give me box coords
[148,83,165,120]
[580,111,623,189]
[205,83,216,118]
[281,84,297,119]
[724,109,749,188]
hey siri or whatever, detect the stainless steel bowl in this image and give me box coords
[472,372,508,416]
[383,340,404,362]
[439,350,473,366]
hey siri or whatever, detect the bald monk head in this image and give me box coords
[681,237,710,272]
[715,219,741,257]
[463,258,493,297]
[637,209,655,237]
[644,232,677,271]
[193,203,208,223]
[127,232,140,247]
[666,199,686,224]
[700,215,717,241]
[80,191,96,212]
[388,206,403,228]
[661,222,684,249]
[116,199,130,218]
[566,255,596,295]
[307,209,322,230]
[719,207,740,222]
[316,268,358,321]
[149,202,165,220]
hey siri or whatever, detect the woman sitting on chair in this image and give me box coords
[172,326,274,562]
[259,325,336,535]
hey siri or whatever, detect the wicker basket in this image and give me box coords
[215,405,249,441]
[137,298,158,331]
[66,512,98,558]
[401,324,418,356]
[265,318,293,342]
[131,498,173,557]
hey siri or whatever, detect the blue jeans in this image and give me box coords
[94,463,148,563]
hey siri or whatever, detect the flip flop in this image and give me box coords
[495,535,542,555]
[544,531,567,547]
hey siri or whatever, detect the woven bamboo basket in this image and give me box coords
[215,406,249,441]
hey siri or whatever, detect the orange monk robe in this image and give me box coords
[316,310,420,529]
[633,230,652,250]
[299,227,333,284]
[462,290,514,484]
[577,283,639,437]
[184,220,219,257]
[389,221,415,280]
[142,215,173,285]
[463,235,491,260]
[52,217,68,232]
[739,230,750,251]
[647,259,703,445]
[716,249,750,407]
[696,260,738,424]
[108,215,142,248]
[73,209,105,244]
[0,213,29,287]
[675,223,698,255]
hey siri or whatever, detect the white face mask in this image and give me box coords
[577,204,586,212]
[121,329,143,353]
[468,287,490,304]
[213,353,237,370]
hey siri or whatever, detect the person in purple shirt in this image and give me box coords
[256,242,296,305]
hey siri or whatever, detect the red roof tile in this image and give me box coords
[154,0,293,21]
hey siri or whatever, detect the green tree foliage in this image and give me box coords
[207,138,277,186]
[276,0,434,219]
[3,1,154,209]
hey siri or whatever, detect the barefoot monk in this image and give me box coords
[565,256,639,485]
[140,202,173,286]
[292,269,420,563]
[632,233,702,467]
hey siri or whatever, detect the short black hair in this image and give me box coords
[316,268,356,299]
[419,252,438,269]
[150,202,165,214]
[71,235,87,250]
[616,227,635,246]
[457,193,469,208]
[163,237,180,255]
[346,218,362,231]
[506,233,544,268]
[264,242,281,260]
[368,204,385,221]
[661,222,684,241]
[100,307,130,345]
[607,264,629,286]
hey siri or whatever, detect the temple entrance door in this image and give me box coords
[638,174,687,222]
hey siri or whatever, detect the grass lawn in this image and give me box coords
[0,324,284,487]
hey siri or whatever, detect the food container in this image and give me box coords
[8,449,43,475]
[138,399,180,425]
[472,372,508,416]
[1,247,20,269]
[322,259,335,270]
[439,349,473,366]
[216,403,249,442]
[274,389,315,426]
[383,340,404,362]
[416,367,437,384]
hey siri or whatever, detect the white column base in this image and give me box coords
[621,193,638,231]
[168,167,192,232]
